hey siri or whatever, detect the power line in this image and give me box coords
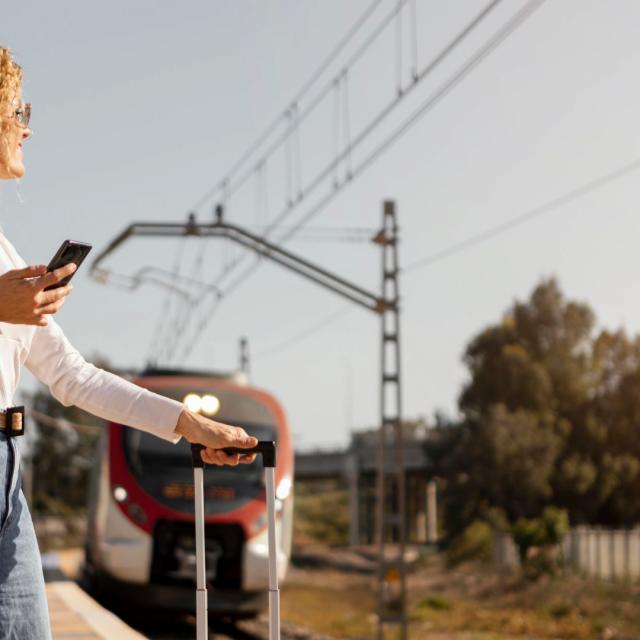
[251,155,640,360]
[253,306,354,360]
[404,156,640,273]
[281,0,546,241]
[189,0,384,213]
[206,0,411,211]
[264,0,504,239]
[178,0,542,357]
[177,0,493,333]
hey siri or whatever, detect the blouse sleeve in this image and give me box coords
[24,317,183,443]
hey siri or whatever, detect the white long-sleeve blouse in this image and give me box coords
[0,233,183,443]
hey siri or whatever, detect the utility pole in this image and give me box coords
[373,201,406,639]
[90,202,407,638]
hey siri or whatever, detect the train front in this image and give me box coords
[85,373,294,618]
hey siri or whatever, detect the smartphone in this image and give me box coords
[44,240,92,291]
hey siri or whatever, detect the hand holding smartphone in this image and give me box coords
[44,240,92,291]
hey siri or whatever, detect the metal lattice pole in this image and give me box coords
[375,200,407,639]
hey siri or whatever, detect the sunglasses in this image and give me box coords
[14,103,31,128]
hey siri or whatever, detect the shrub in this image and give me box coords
[512,506,569,578]
[446,520,493,566]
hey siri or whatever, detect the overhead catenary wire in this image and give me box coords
[177,0,505,325]
[151,1,505,363]
[194,0,411,213]
[177,0,541,358]
[172,1,509,359]
[148,236,188,362]
[395,0,403,95]
[404,155,640,272]
[279,0,546,242]
[251,155,640,360]
[253,306,354,359]
[116,0,534,364]
[410,0,419,81]
[188,0,384,213]
[247,0,502,239]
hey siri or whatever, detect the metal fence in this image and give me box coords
[493,527,640,581]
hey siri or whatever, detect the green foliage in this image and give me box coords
[293,481,349,545]
[29,353,113,514]
[30,391,102,515]
[512,506,569,580]
[446,520,493,566]
[432,278,640,537]
[418,594,452,611]
[512,507,569,562]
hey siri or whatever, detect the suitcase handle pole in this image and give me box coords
[223,441,280,640]
[264,464,280,640]
[190,443,208,640]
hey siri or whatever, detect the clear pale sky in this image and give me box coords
[2,1,639,450]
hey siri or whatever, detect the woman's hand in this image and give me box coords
[174,409,258,466]
[0,263,77,326]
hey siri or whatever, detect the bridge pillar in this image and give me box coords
[345,452,360,546]
[427,479,438,543]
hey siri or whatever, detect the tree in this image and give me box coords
[30,354,112,514]
[436,278,640,536]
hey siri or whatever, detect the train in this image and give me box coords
[83,368,294,618]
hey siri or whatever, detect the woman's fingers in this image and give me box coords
[35,299,65,316]
[202,448,241,466]
[35,284,73,307]
[221,426,258,449]
[2,264,47,280]
[34,263,76,291]
[201,425,258,466]
[200,449,257,465]
[203,421,258,451]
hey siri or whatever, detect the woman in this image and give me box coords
[0,46,257,639]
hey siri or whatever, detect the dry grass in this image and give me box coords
[282,570,374,639]
[281,552,640,640]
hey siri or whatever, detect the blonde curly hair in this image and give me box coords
[0,47,23,173]
[0,47,22,117]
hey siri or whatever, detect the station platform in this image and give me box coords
[43,551,147,640]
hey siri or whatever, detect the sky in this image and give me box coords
[2,0,640,450]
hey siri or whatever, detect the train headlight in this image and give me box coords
[113,486,128,503]
[183,393,221,416]
[200,394,220,416]
[276,477,292,501]
[183,393,202,412]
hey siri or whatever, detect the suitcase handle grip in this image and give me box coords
[191,440,277,468]
[223,440,277,468]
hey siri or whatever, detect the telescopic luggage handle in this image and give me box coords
[190,440,281,640]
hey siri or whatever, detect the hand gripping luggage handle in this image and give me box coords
[191,440,277,468]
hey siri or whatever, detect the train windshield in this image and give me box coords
[121,385,279,515]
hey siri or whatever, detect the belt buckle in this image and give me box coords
[5,406,25,438]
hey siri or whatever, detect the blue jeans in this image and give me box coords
[0,434,50,639]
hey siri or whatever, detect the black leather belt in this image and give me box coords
[0,406,25,437]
